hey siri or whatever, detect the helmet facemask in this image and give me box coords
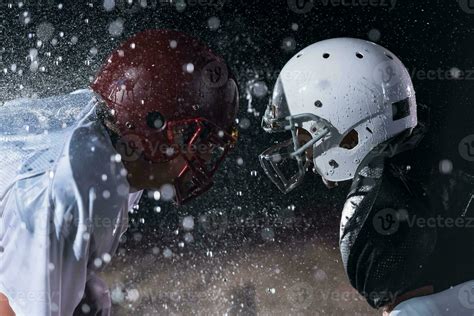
[112,109,238,205]
[169,119,238,205]
[259,78,331,193]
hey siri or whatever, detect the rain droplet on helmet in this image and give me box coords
[185,63,194,73]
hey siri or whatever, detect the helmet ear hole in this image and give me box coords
[340,129,359,150]
[392,98,411,121]
[146,112,166,130]
[329,159,339,168]
[314,100,323,108]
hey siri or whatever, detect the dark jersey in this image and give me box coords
[339,128,474,309]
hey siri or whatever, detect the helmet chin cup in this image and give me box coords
[170,118,237,205]
[321,176,338,189]
[259,139,309,194]
[174,157,214,205]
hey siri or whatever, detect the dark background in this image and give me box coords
[1,0,473,314]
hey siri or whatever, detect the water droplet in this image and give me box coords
[439,159,453,174]
[261,227,275,241]
[160,184,175,201]
[281,37,296,52]
[109,18,124,36]
[102,253,111,263]
[126,289,140,302]
[184,233,194,243]
[102,190,111,199]
[182,216,195,231]
[239,118,251,129]
[208,16,220,31]
[368,29,381,42]
[93,258,103,268]
[163,248,173,258]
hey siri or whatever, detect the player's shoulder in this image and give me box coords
[0,89,96,135]
[51,89,130,206]
[54,113,131,213]
[51,117,131,247]
[2,89,93,111]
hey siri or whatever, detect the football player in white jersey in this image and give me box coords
[260,38,474,315]
[0,29,239,316]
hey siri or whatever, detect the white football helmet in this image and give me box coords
[260,38,417,193]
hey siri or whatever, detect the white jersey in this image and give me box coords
[390,281,474,315]
[0,89,143,316]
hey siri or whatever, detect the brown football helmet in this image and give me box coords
[92,29,239,204]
